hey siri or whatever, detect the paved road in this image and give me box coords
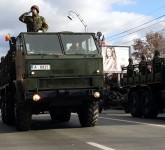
[0,109,165,150]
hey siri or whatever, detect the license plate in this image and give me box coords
[30,64,51,70]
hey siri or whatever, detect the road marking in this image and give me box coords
[87,142,115,150]
[99,116,165,128]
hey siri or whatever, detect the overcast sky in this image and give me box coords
[0,0,165,57]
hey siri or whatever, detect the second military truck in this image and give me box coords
[120,58,165,118]
[0,32,104,131]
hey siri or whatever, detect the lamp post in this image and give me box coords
[67,10,87,32]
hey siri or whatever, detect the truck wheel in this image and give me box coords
[1,96,6,123]
[78,101,99,127]
[129,91,142,117]
[15,82,32,131]
[141,90,159,118]
[15,103,31,131]
[15,86,31,131]
[5,92,15,125]
[1,92,15,125]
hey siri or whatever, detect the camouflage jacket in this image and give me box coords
[19,12,48,32]
[152,57,161,73]
[138,60,147,75]
[127,64,134,77]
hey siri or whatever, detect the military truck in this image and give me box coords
[0,32,104,131]
[120,58,165,118]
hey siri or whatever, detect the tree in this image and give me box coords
[132,32,165,61]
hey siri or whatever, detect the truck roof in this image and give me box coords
[18,32,95,36]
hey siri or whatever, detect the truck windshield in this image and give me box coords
[24,34,62,55]
[61,34,98,54]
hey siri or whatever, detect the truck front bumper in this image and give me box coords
[25,88,101,107]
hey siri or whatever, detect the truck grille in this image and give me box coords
[39,78,92,89]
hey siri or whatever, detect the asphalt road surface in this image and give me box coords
[0,109,165,150]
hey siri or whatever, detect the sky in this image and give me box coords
[0,0,165,57]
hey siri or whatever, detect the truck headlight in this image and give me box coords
[33,93,41,101]
[31,71,35,75]
[96,69,100,73]
[93,91,101,98]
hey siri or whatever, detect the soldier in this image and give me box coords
[127,58,134,77]
[152,50,161,73]
[19,5,48,32]
[138,54,147,75]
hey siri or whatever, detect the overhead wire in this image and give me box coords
[107,5,165,39]
[108,14,165,41]
[111,17,165,43]
[113,27,165,45]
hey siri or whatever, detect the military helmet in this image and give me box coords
[31,5,39,13]
[154,50,160,57]
[141,54,146,60]
[128,58,133,63]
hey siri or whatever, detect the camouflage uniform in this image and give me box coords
[139,60,147,75]
[127,58,134,77]
[19,5,48,32]
[139,55,147,75]
[152,50,161,73]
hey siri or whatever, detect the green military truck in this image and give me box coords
[120,58,165,118]
[0,32,104,131]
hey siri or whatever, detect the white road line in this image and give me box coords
[87,142,115,150]
[99,116,165,128]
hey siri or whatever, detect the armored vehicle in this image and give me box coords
[0,32,104,131]
[120,58,165,118]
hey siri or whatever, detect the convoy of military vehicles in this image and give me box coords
[0,31,165,131]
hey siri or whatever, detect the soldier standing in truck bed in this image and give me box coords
[139,54,147,75]
[19,5,48,32]
[152,50,161,73]
[127,58,134,77]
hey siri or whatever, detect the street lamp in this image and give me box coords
[67,10,88,32]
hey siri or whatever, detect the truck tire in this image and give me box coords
[141,90,159,118]
[15,103,31,131]
[129,91,142,117]
[1,95,6,123]
[78,101,99,127]
[15,83,31,131]
[1,92,15,125]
